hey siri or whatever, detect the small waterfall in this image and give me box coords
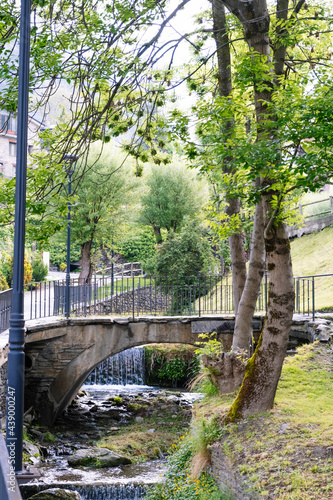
[85,347,145,385]
[75,484,146,499]
[21,484,146,500]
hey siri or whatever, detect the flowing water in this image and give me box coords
[85,348,146,386]
[22,347,199,500]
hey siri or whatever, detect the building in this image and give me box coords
[0,111,44,178]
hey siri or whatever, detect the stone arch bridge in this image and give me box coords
[25,315,262,425]
[23,314,315,426]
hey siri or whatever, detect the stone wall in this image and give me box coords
[89,286,172,315]
[210,441,261,499]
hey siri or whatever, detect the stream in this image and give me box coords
[21,348,200,500]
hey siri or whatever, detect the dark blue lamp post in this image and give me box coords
[64,154,78,319]
[6,0,31,473]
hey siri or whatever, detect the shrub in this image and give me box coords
[59,262,67,272]
[121,227,156,263]
[146,432,226,500]
[152,221,218,277]
[144,344,200,388]
[0,272,9,291]
[32,256,48,282]
[1,254,32,286]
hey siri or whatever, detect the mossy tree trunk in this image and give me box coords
[205,0,296,410]
[227,217,294,418]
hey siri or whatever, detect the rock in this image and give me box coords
[67,447,132,468]
[27,488,81,499]
[148,428,155,433]
[23,441,40,458]
[314,324,333,342]
[24,414,34,424]
[135,416,144,423]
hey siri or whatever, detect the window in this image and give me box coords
[8,116,17,133]
[0,114,7,132]
[0,113,17,134]
[9,142,16,156]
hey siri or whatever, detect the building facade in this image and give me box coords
[0,111,43,178]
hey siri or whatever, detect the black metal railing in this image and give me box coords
[1,272,332,330]
[0,289,12,334]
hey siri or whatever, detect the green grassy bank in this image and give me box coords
[148,342,333,499]
[291,226,333,311]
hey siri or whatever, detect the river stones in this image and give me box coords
[67,447,132,467]
[27,489,81,499]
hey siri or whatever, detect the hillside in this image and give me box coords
[291,226,333,311]
[291,226,333,277]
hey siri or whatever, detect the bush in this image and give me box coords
[143,344,200,387]
[121,227,156,263]
[32,256,48,282]
[59,262,67,272]
[150,221,218,277]
[146,431,226,500]
[1,254,32,286]
[0,272,8,291]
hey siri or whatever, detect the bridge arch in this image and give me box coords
[25,316,240,425]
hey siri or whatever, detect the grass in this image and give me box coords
[192,225,333,314]
[95,276,153,299]
[291,226,333,311]
[195,343,333,499]
[96,412,188,463]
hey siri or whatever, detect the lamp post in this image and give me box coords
[6,0,31,474]
[64,154,78,319]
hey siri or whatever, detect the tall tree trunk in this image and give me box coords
[232,199,265,352]
[212,0,247,314]
[227,216,294,418]
[79,240,93,284]
[200,1,250,394]
[219,0,296,415]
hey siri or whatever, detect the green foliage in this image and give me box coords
[149,221,218,278]
[70,142,137,248]
[146,432,227,500]
[0,253,32,286]
[194,377,220,397]
[0,272,8,291]
[144,344,200,388]
[46,237,81,268]
[120,227,156,263]
[59,262,67,272]
[31,256,48,282]
[139,161,209,242]
[43,431,56,443]
[195,333,224,358]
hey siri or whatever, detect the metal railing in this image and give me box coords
[296,196,333,220]
[1,272,331,332]
[0,289,12,334]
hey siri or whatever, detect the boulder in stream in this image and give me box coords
[67,447,132,467]
[27,488,80,500]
